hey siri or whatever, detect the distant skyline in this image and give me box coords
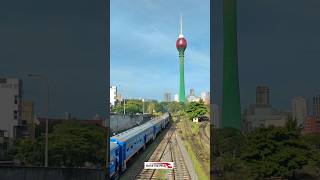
[110,0,210,101]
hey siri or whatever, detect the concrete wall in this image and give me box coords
[110,114,152,134]
[0,166,105,180]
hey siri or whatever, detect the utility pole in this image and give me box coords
[28,74,49,167]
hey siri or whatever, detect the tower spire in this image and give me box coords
[179,14,184,38]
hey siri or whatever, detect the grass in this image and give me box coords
[177,119,209,180]
[190,122,200,135]
[183,140,209,180]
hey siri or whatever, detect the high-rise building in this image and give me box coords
[174,94,179,102]
[0,78,22,139]
[189,89,195,96]
[292,96,308,126]
[221,0,241,129]
[163,92,171,102]
[303,116,320,134]
[256,85,270,106]
[313,95,320,116]
[176,16,187,103]
[21,101,35,139]
[110,86,117,107]
[200,91,207,101]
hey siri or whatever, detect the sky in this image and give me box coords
[237,0,320,111]
[110,0,210,101]
[2,0,320,118]
[0,0,107,119]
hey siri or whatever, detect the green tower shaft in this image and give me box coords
[179,51,186,102]
[221,0,241,129]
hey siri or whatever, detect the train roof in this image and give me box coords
[110,142,118,151]
[110,113,169,142]
[111,121,154,142]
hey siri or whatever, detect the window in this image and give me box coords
[14,110,18,120]
[14,95,18,104]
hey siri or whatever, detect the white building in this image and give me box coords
[292,96,307,126]
[110,86,117,107]
[174,94,179,102]
[0,78,22,139]
[200,91,207,101]
[187,95,201,102]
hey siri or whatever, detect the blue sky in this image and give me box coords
[110,0,210,101]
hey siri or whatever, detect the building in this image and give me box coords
[21,101,35,139]
[243,86,288,131]
[187,95,201,102]
[292,96,308,126]
[303,116,320,134]
[200,91,207,101]
[221,0,241,130]
[205,93,210,105]
[313,95,320,116]
[189,89,195,96]
[174,94,179,102]
[256,85,270,106]
[0,78,22,139]
[110,86,117,107]
[163,92,171,102]
[176,16,187,103]
[243,105,288,131]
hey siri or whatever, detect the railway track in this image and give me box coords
[135,125,191,180]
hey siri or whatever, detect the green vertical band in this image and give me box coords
[179,51,186,103]
[222,0,241,129]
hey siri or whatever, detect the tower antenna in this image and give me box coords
[179,14,184,38]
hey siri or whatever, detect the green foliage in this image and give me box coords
[124,100,143,115]
[285,116,301,133]
[212,128,245,158]
[112,100,143,115]
[213,127,320,179]
[185,102,208,120]
[14,138,44,166]
[241,127,314,179]
[13,122,105,167]
[167,102,184,114]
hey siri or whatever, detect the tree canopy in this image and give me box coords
[185,101,208,120]
[13,122,105,167]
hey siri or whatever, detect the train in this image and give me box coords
[109,113,170,179]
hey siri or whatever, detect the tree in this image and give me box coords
[124,100,142,115]
[240,127,315,179]
[285,116,300,133]
[167,102,184,114]
[147,101,156,114]
[212,128,245,158]
[112,100,143,115]
[13,122,105,167]
[185,101,208,120]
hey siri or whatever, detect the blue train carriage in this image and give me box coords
[109,142,119,178]
[151,113,170,135]
[110,122,154,171]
